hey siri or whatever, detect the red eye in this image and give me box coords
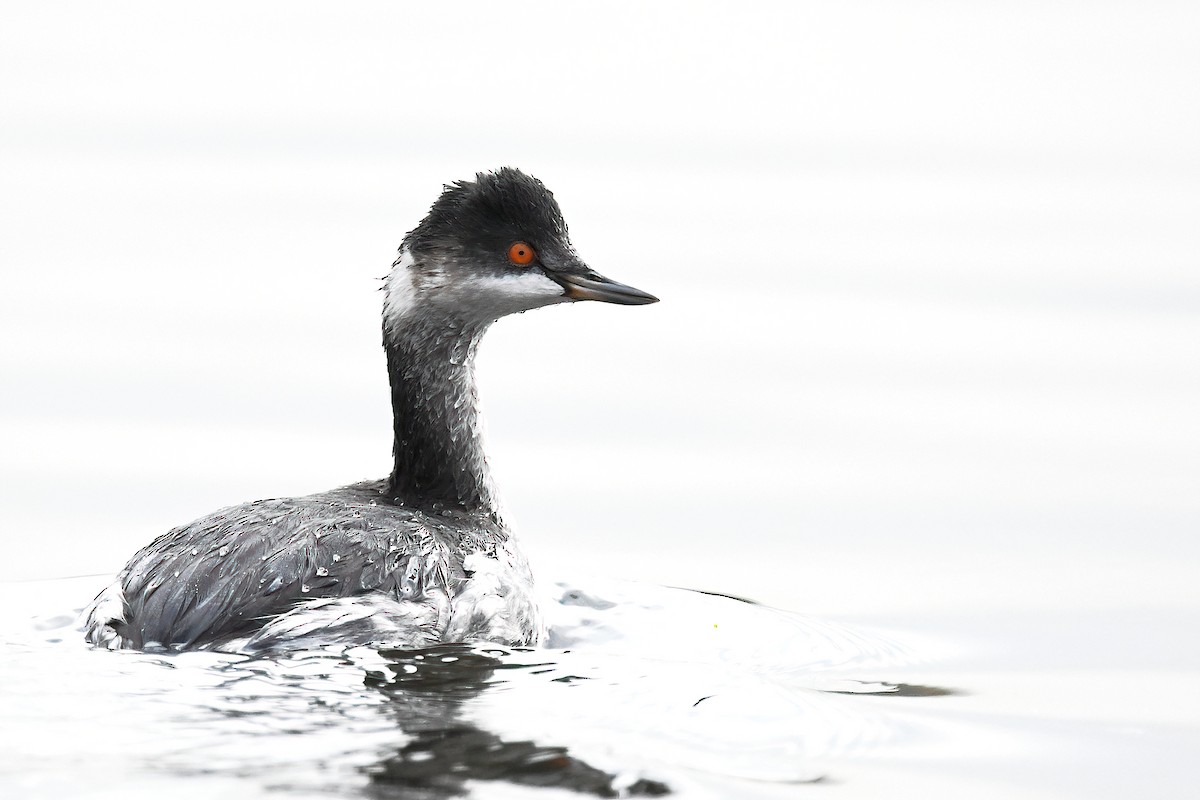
[507,242,535,265]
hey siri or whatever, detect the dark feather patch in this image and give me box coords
[403,167,569,263]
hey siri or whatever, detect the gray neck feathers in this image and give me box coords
[384,307,499,519]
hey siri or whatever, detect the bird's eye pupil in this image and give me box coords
[508,242,536,265]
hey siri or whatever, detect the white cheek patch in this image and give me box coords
[383,248,566,327]
[432,270,567,322]
[459,271,565,313]
[382,249,418,328]
[445,271,567,322]
[384,249,453,329]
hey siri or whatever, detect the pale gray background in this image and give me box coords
[2,3,1198,796]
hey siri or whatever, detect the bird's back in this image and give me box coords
[83,481,515,651]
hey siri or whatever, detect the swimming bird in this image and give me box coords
[82,168,657,652]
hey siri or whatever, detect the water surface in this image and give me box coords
[2,574,962,798]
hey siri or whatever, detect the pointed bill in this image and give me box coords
[549,270,659,305]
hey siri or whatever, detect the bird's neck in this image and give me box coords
[384,310,499,519]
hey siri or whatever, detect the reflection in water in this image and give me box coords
[823,681,958,697]
[364,646,669,798]
[0,575,943,798]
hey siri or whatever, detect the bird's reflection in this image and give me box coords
[362,644,669,799]
[154,582,944,796]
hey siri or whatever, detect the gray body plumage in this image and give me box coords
[83,481,540,651]
[82,168,655,652]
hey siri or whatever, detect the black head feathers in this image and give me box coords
[403,168,569,258]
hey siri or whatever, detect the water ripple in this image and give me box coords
[0,574,951,798]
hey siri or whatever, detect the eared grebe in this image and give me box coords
[82,168,657,652]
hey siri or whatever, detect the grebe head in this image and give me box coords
[385,168,657,330]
